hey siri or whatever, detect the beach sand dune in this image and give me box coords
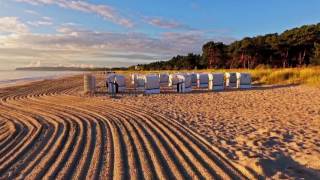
[0,75,319,179]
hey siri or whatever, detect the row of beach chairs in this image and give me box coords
[105,72,252,94]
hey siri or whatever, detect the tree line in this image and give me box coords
[131,23,320,70]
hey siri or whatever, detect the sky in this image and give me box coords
[0,0,320,70]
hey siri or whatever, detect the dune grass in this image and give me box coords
[247,67,320,86]
[114,67,320,87]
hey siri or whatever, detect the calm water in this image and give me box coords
[0,70,83,87]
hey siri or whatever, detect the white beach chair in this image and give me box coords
[132,74,145,91]
[159,73,169,86]
[225,72,237,88]
[106,74,126,93]
[84,74,96,94]
[106,73,116,93]
[144,74,160,94]
[169,73,180,87]
[208,73,224,91]
[115,75,126,92]
[169,74,191,93]
[176,74,192,93]
[197,73,209,88]
[236,73,252,89]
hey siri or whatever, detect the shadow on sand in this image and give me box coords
[91,84,300,97]
[250,151,320,179]
[183,84,299,94]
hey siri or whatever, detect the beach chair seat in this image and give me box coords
[190,73,198,86]
[209,73,224,91]
[144,74,160,94]
[132,74,145,91]
[159,73,169,86]
[197,73,209,88]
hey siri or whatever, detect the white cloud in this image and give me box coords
[24,12,54,27]
[27,20,53,27]
[4,27,208,55]
[146,17,193,30]
[17,0,133,27]
[25,9,39,16]
[18,0,202,31]
[61,22,80,27]
[66,63,94,68]
[41,16,52,21]
[0,24,236,67]
[0,17,29,34]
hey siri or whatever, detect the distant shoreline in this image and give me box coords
[0,71,84,89]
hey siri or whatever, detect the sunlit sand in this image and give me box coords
[0,74,318,179]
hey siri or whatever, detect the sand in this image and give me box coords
[0,74,319,179]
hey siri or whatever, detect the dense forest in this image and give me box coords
[131,23,320,70]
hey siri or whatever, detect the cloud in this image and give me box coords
[16,0,133,27]
[61,22,80,27]
[64,63,94,68]
[27,20,53,27]
[24,14,54,27]
[25,9,39,15]
[86,52,162,61]
[6,27,206,55]
[68,60,140,68]
[145,17,193,30]
[0,26,236,67]
[0,17,29,34]
[17,0,205,32]
[2,26,234,53]
[26,15,54,27]
[42,16,52,21]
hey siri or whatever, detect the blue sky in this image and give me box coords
[0,0,319,69]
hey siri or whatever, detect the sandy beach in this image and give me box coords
[0,74,319,179]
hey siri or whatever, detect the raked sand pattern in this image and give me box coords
[0,75,251,179]
[121,85,320,179]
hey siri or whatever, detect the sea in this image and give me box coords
[0,70,84,88]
